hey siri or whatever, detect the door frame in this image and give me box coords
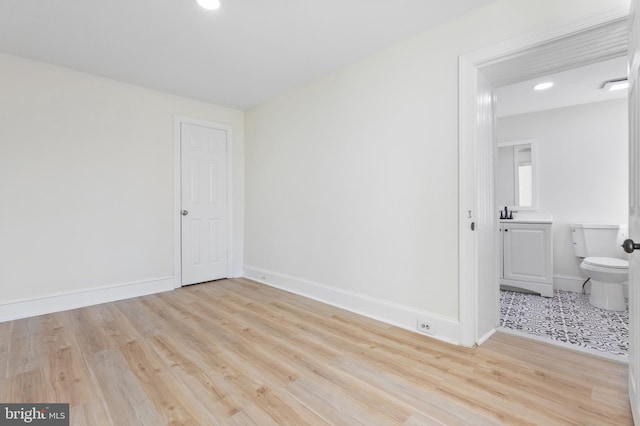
[458,5,629,347]
[173,116,234,288]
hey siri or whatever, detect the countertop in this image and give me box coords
[499,213,553,224]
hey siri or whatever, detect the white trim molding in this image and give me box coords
[173,115,235,288]
[0,276,175,322]
[553,275,629,298]
[553,275,588,293]
[477,328,496,346]
[243,265,461,345]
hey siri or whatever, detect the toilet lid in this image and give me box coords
[583,257,629,269]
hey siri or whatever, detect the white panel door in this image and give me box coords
[181,123,228,286]
[628,0,640,420]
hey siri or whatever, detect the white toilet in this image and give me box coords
[570,224,628,311]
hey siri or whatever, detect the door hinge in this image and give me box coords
[471,222,475,231]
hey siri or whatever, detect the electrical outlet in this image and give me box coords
[416,319,434,335]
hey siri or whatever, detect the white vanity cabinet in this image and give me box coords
[500,220,553,297]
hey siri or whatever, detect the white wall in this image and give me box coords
[244,0,626,342]
[497,99,628,286]
[0,53,244,309]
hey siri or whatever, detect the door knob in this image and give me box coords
[622,239,640,253]
[181,210,189,216]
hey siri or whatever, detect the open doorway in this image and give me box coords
[458,5,629,347]
[494,56,629,360]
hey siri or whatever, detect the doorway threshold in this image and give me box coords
[498,289,628,363]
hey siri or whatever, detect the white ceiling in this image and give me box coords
[496,56,628,117]
[0,0,496,110]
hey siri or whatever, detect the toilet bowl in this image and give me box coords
[580,257,628,311]
[571,224,629,311]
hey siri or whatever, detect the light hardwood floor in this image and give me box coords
[0,278,633,425]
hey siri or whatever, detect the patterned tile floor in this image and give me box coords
[499,289,628,360]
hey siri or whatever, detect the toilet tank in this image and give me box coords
[570,223,627,259]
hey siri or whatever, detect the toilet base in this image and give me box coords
[589,279,626,311]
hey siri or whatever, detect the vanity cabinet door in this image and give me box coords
[502,223,553,284]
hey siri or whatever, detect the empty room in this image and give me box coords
[1,0,638,424]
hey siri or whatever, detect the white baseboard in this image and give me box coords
[553,275,629,298]
[243,265,462,346]
[0,276,175,322]
[554,275,588,293]
[477,328,496,346]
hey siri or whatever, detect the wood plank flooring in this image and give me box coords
[0,278,633,425]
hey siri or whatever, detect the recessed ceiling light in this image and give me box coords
[602,78,629,91]
[533,82,554,91]
[197,0,221,10]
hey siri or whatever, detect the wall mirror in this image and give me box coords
[496,139,536,211]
